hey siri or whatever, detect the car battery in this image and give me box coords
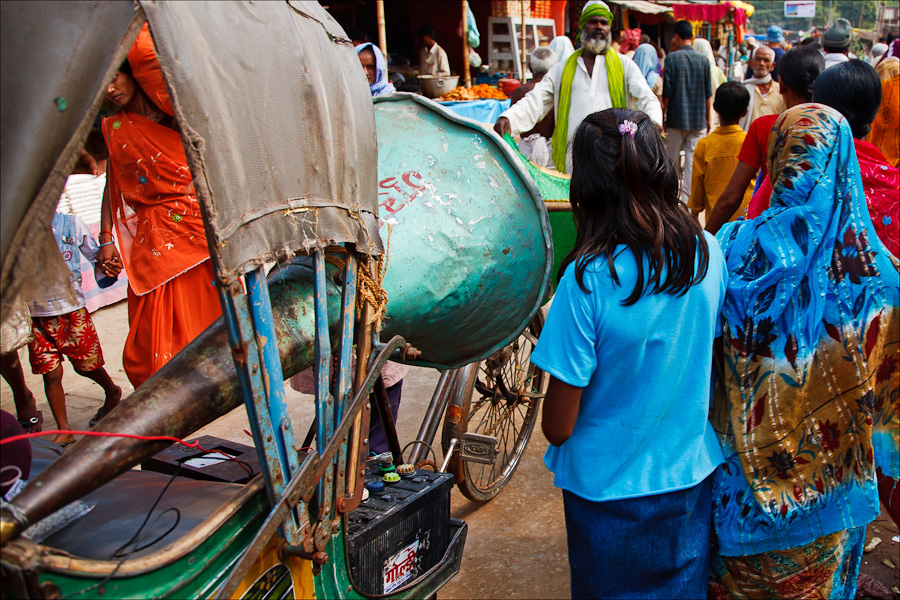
[347,465,454,595]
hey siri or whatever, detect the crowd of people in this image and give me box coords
[504,1,899,598]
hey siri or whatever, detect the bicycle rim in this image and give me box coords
[458,314,546,501]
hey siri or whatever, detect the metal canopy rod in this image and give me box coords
[218,268,304,547]
[313,249,336,520]
[408,370,453,465]
[246,269,300,479]
[332,251,359,508]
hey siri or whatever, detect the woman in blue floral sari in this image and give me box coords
[710,104,899,599]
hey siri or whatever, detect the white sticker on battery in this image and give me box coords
[383,539,419,593]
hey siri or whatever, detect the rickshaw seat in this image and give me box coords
[28,440,243,561]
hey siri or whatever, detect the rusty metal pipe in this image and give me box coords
[0,260,342,544]
[373,376,403,465]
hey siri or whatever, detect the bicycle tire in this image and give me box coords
[441,311,546,502]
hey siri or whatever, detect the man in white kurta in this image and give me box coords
[494,2,661,173]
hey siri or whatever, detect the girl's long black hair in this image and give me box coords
[559,108,709,305]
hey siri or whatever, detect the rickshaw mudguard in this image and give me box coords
[373,94,553,369]
[548,210,577,294]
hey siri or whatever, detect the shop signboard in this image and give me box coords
[785,1,816,18]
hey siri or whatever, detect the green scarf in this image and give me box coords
[552,48,626,172]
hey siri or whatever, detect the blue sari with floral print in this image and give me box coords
[712,104,900,556]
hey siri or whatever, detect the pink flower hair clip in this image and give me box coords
[618,120,638,138]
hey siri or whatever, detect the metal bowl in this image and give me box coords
[417,75,460,98]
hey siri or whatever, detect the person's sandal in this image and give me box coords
[18,411,43,433]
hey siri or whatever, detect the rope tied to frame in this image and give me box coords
[323,225,392,329]
[281,200,390,327]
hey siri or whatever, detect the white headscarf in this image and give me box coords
[549,36,575,63]
[869,42,888,66]
[693,38,727,92]
[581,0,611,14]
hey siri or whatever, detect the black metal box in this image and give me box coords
[140,435,261,484]
[347,467,454,595]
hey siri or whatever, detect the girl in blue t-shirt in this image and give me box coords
[532,108,727,599]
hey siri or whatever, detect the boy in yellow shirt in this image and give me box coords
[689,82,752,223]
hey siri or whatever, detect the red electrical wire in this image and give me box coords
[1,430,254,478]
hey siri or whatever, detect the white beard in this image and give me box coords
[581,30,609,55]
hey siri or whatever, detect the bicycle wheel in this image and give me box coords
[442,311,546,502]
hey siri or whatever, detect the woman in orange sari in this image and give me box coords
[99,58,221,388]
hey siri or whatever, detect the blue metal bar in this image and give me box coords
[217,272,303,546]
[332,251,358,507]
[216,282,280,503]
[313,250,334,449]
[245,269,301,479]
[313,250,335,519]
[333,252,358,421]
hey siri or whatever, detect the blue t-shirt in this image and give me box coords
[532,231,727,502]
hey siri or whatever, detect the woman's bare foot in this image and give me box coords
[52,433,76,447]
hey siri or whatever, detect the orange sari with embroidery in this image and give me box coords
[103,112,221,387]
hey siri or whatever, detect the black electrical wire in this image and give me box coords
[60,465,183,599]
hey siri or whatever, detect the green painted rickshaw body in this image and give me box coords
[548,210,577,293]
[35,485,269,599]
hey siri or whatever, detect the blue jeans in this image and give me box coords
[563,475,712,599]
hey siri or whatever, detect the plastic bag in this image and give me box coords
[457,5,480,49]
[469,48,482,68]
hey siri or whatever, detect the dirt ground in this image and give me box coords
[1,300,897,599]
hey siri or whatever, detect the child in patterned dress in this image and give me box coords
[27,212,121,446]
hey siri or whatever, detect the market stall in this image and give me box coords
[607,0,674,50]
[670,0,754,49]
[439,98,512,123]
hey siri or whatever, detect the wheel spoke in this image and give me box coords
[472,402,494,434]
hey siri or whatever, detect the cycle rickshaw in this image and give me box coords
[0,2,559,598]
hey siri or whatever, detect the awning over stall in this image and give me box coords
[607,0,673,15]
[730,1,755,17]
[671,1,753,26]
